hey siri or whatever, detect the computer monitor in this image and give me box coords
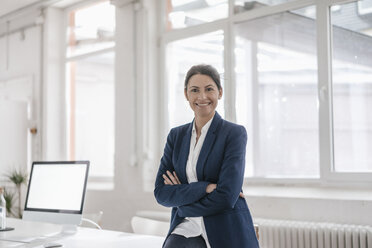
[23,161,89,232]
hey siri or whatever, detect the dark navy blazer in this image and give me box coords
[154,112,259,248]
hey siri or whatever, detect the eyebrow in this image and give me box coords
[189,84,216,89]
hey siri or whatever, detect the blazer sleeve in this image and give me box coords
[154,129,210,208]
[177,125,247,217]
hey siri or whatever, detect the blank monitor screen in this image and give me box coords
[24,161,89,214]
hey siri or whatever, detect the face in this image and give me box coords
[184,74,222,120]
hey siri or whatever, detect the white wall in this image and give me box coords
[0,12,43,215]
[0,16,42,166]
[244,185,372,226]
[0,8,67,169]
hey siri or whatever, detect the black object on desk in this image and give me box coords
[0,227,15,232]
[43,242,63,248]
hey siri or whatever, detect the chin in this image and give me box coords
[195,109,215,117]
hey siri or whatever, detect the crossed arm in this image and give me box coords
[154,130,212,208]
[154,126,247,216]
[162,170,217,193]
[162,170,242,197]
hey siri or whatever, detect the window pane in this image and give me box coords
[166,31,224,128]
[67,52,115,177]
[234,0,295,14]
[235,6,319,178]
[67,1,115,57]
[166,0,228,30]
[331,1,372,172]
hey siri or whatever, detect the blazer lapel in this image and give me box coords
[177,122,193,183]
[196,112,222,181]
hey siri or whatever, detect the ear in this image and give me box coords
[218,88,223,99]
[184,88,189,100]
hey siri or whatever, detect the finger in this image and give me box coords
[173,171,181,184]
[164,179,172,185]
[166,170,178,185]
[162,174,173,185]
[239,192,245,198]
[163,174,172,184]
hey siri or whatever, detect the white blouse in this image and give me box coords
[171,115,214,248]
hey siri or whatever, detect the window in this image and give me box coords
[162,0,372,184]
[66,1,115,57]
[66,2,115,180]
[331,0,372,173]
[166,0,228,30]
[235,6,318,178]
[234,0,296,14]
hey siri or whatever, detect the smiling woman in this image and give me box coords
[154,64,259,248]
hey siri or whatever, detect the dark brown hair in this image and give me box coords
[184,64,222,90]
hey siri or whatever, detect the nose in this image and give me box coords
[198,90,207,99]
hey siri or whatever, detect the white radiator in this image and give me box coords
[255,218,372,248]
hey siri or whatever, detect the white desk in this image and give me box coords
[0,218,164,248]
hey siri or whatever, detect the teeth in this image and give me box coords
[197,103,209,106]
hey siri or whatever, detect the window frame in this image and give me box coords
[160,0,372,186]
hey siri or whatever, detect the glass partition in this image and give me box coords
[67,1,115,57]
[331,0,372,172]
[67,52,115,177]
[166,0,228,30]
[234,0,295,14]
[235,6,319,178]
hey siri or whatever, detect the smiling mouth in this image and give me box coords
[196,103,211,107]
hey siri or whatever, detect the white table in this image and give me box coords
[0,218,164,247]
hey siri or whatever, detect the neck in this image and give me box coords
[194,111,215,135]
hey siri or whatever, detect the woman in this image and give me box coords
[154,64,259,248]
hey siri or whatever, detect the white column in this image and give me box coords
[43,7,66,160]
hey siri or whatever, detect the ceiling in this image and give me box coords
[0,0,45,17]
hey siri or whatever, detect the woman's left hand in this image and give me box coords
[163,170,181,185]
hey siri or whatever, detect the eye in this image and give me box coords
[206,87,214,91]
[190,88,198,92]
